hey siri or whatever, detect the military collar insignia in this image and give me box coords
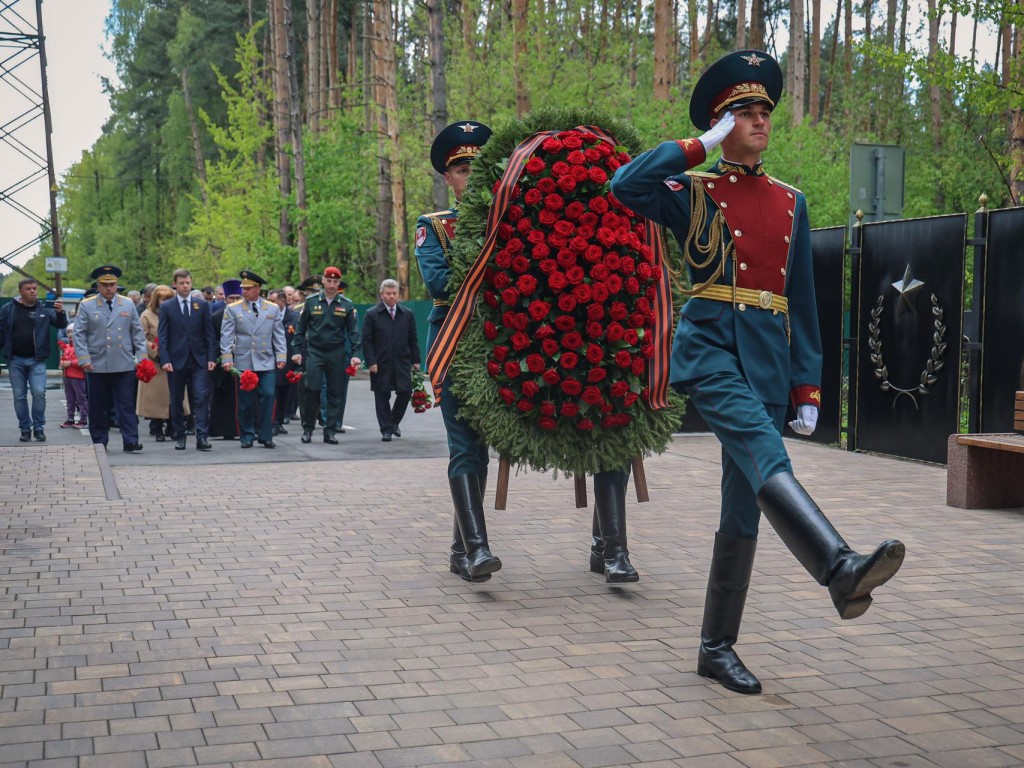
[716,158,766,177]
[741,52,766,67]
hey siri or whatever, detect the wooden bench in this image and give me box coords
[947,433,1024,509]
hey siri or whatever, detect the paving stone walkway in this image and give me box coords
[1,380,1023,767]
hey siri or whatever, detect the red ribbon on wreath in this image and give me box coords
[426,126,673,410]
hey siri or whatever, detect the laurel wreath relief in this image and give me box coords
[867,293,947,409]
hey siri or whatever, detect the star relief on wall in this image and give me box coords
[891,263,925,317]
[867,264,948,409]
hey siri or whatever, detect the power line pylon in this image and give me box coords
[0,0,62,294]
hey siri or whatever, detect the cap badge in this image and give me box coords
[459,123,477,133]
[741,53,766,67]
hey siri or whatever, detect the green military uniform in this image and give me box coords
[294,283,361,441]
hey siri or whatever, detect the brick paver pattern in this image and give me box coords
[2,432,1023,767]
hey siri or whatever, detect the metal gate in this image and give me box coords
[849,215,966,464]
[977,206,1024,433]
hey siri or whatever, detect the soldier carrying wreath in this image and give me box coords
[423,110,685,585]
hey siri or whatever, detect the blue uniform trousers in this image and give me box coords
[439,373,489,479]
[87,370,140,447]
[238,369,277,443]
[677,372,790,540]
[427,319,488,479]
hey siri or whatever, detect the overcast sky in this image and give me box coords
[0,1,1003,277]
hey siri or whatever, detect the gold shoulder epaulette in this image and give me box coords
[768,176,803,195]
[686,170,720,179]
[422,210,454,219]
[228,299,244,307]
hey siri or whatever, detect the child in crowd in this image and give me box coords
[58,325,88,428]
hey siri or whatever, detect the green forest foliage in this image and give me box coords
[19,0,1017,301]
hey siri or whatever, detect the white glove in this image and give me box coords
[698,111,736,153]
[788,404,818,436]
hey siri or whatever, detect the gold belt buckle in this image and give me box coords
[758,290,774,310]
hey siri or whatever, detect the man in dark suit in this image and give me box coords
[269,288,300,436]
[158,268,217,451]
[361,278,420,441]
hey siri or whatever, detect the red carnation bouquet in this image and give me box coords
[411,370,433,413]
[135,358,158,383]
[345,364,358,377]
[238,370,259,392]
[479,131,659,433]
[285,370,303,384]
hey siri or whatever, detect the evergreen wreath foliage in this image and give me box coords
[446,106,684,476]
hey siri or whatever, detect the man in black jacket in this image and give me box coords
[0,278,67,441]
[361,279,420,441]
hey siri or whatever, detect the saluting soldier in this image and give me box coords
[611,50,904,695]
[291,267,362,445]
[219,270,287,449]
[416,120,501,583]
[73,265,148,451]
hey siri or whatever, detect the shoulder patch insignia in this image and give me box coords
[663,179,683,192]
[416,226,427,247]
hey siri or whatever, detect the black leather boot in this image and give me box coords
[757,472,905,620]
[594,471,638,583]
[696,532,761,694]
[450,474,493,582]
[450,474,501,579]
[589,505,605,574]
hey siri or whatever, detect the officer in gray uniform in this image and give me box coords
[219,270,287,448]
[73,265,148,451]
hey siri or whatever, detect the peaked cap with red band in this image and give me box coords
[689,49,783,131]
[430,120,493,175]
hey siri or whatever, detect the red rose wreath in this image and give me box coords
[430,107,683,476]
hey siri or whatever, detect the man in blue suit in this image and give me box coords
[611,50,904,695]
[158,268,216,451]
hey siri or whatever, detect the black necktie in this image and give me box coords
[252,302,258,317]
[181,299,189,317]
[106,300,113,311]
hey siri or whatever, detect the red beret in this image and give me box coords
[323,267,342,279]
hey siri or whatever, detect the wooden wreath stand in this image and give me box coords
[493,455,649,510]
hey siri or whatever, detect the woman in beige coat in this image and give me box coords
[137,285,189,440]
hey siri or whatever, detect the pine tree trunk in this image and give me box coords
[284,0,310,279]
[426,0,449,214]
[629,0,642,89]
[654,0,673,100]
[809,0,820,124]
[926,0,944,208]
[371,0,395,285]
[512,0,531,116]
[181,68,208,202]
[736,0,747,48]
[822,0,841,124]
[749,0,764,51]
[843,0,852,79]
[687,0,698,73]
[307,0,321,134]
[270,0,293,249]
[1008,4,1023,205]
[789,0,806,126]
